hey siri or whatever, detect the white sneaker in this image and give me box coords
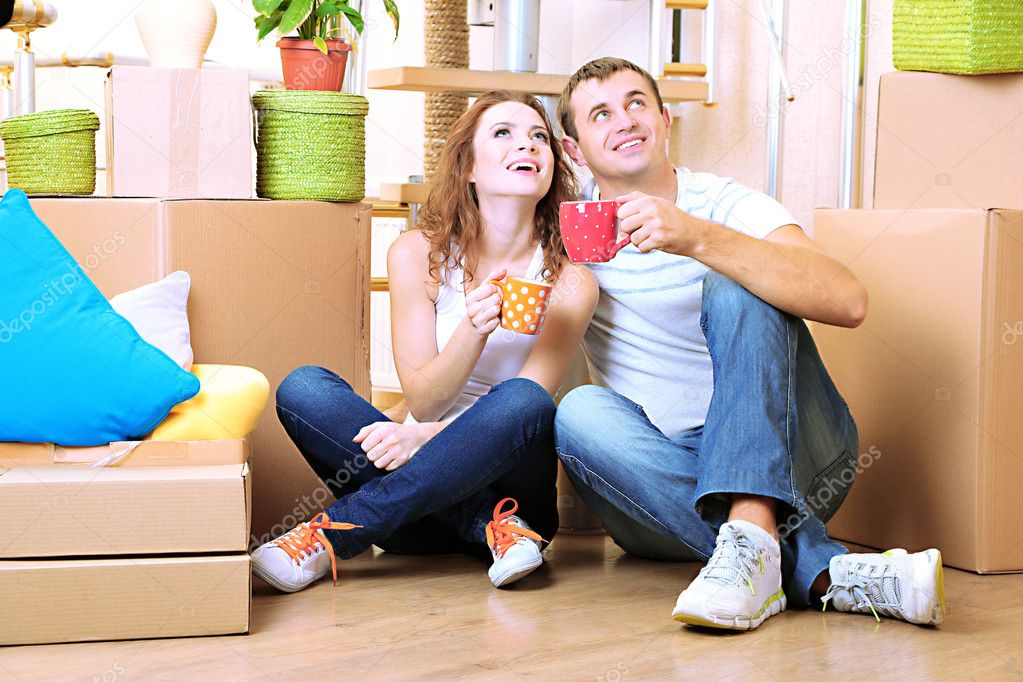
[672,520,786,630]
[486,498,545,588]
[822,548,945,625]
[251,512,361,593]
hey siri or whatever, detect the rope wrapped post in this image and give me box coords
[424,0,469,182]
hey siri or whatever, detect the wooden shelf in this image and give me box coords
[367,66,708,103]
[664,63,707,78]
[367,198,412,218]
[379,182,428,205]
[666,0,708,9]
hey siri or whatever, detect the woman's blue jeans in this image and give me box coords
[276,369,559,560]
[555,272,859,607]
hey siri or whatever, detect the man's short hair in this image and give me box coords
[557,57,665,140]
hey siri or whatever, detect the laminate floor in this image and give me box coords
[2,534,1020,680]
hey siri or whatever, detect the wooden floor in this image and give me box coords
[3,534,1021,680]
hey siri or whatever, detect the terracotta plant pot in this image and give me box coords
[277,38,351,91]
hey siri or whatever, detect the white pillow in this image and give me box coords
[110,271,194,370]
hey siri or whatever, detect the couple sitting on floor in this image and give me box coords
[251,57,945,631]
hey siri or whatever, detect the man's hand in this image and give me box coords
[617,191,701,256]
[353,421,440,471]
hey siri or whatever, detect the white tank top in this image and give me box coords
[405,245,547,424]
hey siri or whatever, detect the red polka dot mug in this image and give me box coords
[559,200,631,263]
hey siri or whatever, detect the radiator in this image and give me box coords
[369,217,405,392]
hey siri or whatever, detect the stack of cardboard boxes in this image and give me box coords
[815,71,1023,573]
[0,441,251,646]
[0,66,371,645]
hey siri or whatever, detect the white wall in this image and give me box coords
[2,0,894,212]
[672,0,895,231]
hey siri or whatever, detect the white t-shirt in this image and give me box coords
[581,168,799,437]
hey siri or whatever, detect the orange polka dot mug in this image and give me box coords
[559,200,631,263]
[490,276,552,335]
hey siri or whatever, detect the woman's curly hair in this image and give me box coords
[416,90,578,286]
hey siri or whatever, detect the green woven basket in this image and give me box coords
[0,109,100,195]
[252,90,368,202]
[894,0,1023,74]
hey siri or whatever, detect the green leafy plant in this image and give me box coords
[253,0,400,54]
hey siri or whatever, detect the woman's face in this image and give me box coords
[469,101,555,202]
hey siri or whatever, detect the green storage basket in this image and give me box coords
[252,90,368,202]
[894,0,1023,74]
[0,109,100,195]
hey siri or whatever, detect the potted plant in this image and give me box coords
[253,0,399,91]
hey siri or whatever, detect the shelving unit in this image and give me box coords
[378,182,428,206]
[367,66,709,102]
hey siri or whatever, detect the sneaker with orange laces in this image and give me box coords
[486,498,545,587]
[251,512,362,593]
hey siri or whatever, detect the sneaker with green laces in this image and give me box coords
[821,548,945,626]
[672,520,786,630]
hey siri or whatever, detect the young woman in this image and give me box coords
[252,90,598,592]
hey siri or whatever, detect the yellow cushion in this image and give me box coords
[148,364,270,441]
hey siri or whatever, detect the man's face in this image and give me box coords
[563,70,671,181]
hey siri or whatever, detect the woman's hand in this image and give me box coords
[353,421,441,471]
[464,268,507,336]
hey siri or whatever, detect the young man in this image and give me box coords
[554,57,945,630]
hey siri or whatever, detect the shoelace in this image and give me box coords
[274,512,362,585]
[485,497,544,558]
[701,525,765,597]
[821,580,882,622]
[821,560,899,622]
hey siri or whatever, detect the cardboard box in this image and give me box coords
[105,65,253,199]
[873,71,1023,210]
[0,438,249,468]
[27,197,371,543]
[813,208,1023,573]
[0,464,251,558]
[0,554,250,646]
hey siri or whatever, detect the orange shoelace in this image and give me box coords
[274,512,362,585]
[485,497,544,558]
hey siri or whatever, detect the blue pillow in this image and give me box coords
[0,189,200,445]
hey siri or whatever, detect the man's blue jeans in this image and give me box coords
[555,272,858,607]
[276,368,559,559]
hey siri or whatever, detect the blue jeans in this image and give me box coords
[554,272,858,607]
[276,367,559,559]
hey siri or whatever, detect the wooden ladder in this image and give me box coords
[654,0,717,106]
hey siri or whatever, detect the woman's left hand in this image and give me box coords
[353,421,438,471]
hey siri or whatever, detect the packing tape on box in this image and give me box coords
[167,70,201,196]
[87,441,142,468]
